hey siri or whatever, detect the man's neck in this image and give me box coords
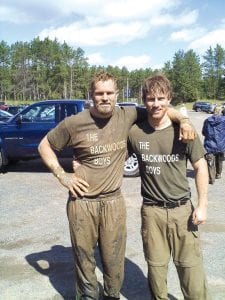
[148,115,172,130]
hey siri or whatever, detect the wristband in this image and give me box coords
[54,170,65,179]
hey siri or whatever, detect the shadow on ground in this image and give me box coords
[26,245,178,300]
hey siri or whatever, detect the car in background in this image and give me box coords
[118,101,140,177]
[0,99,142,176]
[0,110,13,122]
[124,153,139,177]
[0,99,85,171]
[6,105,27,115]
[118,101,139,107]
[192,101,212,112]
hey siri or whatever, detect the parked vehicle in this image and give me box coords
[118,102,139,107]
[124,152,139,177]
[6,105,27,115]
[119,102,140,177]
[0,100,85,171]
[0,99,137,177]
[0,110,13,122]
[192,101,211,112]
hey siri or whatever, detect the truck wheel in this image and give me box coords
[124,153,139,177]
[0,150,4,172]
[0,149,8,173]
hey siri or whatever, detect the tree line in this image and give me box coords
[0,38,225,103]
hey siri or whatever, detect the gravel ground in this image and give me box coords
[0,111,225,300]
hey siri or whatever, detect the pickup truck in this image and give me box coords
[0,100,85,171]
[0,99,138,177]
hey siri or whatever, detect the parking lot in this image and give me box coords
[0,111,225,300]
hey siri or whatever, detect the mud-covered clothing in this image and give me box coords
[141,203,209,300]
[67,190,126,300]
[47,106,145,299]
[48,106,144,196]
[128,121,205,204]
[128,121,210,300]
[202,115,225,182]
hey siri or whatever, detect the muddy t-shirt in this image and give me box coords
[128,121,205,204]
[47,106,145,196]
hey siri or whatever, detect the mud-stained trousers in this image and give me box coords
[141,201,211,300]
[67,189,127,300]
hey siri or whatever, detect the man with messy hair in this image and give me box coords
[128,75,210,299]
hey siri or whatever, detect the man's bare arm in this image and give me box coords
[191,157,209,225]
[167,107,197,141]
[38,136,89,197]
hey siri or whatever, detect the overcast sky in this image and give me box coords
[1,0,225,70]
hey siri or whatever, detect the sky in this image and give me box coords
[1,0,225,71]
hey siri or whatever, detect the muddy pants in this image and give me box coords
[141,201,210,300]
[67,189,127,300]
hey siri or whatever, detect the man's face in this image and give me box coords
[144,92,171,120]
[92,79,118,117]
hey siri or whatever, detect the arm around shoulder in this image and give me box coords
[167,107,197,142]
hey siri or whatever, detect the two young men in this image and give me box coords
[128,75,210,299]
[38,71,197,299]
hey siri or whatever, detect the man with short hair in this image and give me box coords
[38,71,195,300]
[128,75,210,299]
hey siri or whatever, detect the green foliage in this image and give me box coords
[0,39,225,103]
[202,44,225,100]
[166,49,202,103]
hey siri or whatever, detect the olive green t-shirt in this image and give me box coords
[47,106,145,196]
[128,121,205,204]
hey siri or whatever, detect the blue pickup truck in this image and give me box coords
[0,99,139,177]
[0,100,85,171]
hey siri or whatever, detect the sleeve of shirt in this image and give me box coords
[186,134,206,163]
[47,120,72,151]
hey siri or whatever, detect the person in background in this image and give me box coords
[128,75,210,299]
[38,71,196,300]
[179,103,188,117]
[202,106,225,184]
[222,106,225,116]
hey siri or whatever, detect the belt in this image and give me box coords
[145,199,189,209]
[70,188,121,201]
